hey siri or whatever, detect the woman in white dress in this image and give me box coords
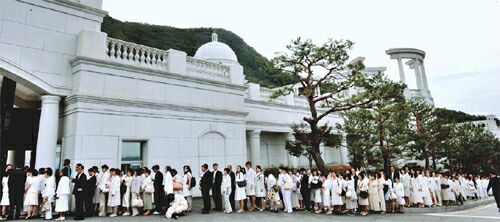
[310,170,322,212]
[475,176,485,199]
[222,168,233,214]
[0,165,12,220]
[121,169,133,216]
[418,172,432,207]
[393,177,405,213]
[384,175,394,213]
[466,175,477,199]
[254,166,266,211]
[330,171,343,213]
[182,165,193,212]
[235,165,247,213]
[410,172,423,207]
[368,173,381,212]
[130,169,144,216]
[107,168,121,217]
[42,168,56,220]
[266,173,280,212]
[321,175,331,214]
[345,173,358,215]
[357,172,369,216]
[290,171,300,209]
[55,169,70,221]
[377,172,387,213]
[24,169,38,219]
[401,170,411,207]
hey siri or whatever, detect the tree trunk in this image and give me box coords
[378,111,390,172]
[310,143,328,174]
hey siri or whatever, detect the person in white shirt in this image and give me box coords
[24,169,38,219]
[122,169,133,216]
[165,194,188,219]
[222,168,233,214]
[281,167,293,214]
[245,161,256,211]
[0,164,12,220]
[42,168,56,220]
[432,172,442,206]
[393,177,405,213]
[235,165,247,213]
[331,171,344,214]
[344,173,357,215]
[266,173,280,212]
[98,165,110,217]
[107,169,121,217]
[55,169,70,221]
[254,166,266,211]
[164,167,174,197]
[377,172,386,213]
[181,165,193,212]
[401,169,411,207]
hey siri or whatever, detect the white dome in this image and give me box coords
[194,32,238,63]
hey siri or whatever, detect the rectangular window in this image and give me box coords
[121,141,144,172]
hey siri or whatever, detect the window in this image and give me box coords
[121,141,144,172]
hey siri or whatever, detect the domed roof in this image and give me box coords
[194,32,238,63]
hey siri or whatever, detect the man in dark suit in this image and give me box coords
[211,163,223,211]
[227,164,236,210]
[388,166,400,185]
[300,168,311,211]
[84,167,97,217]
[487,171,500,211]
[199,163,212,214]
[7,165,25,220]
[73,163,87,220]
[152,165,164,214]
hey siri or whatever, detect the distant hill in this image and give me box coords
[101,15,293,88]
[435,108,500,126]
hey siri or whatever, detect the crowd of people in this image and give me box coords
[0,159,498,221]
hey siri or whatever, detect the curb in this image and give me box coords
[405,197,495,213]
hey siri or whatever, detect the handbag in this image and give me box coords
[237,180,247,187]
[284,182,294,190]
[144,184,155,193]
[346,190,352,199]
[173,182,182,191]
[359,190,369,199]
[390,191,397,200]
[441,184,450,189]
[131,197,144,208]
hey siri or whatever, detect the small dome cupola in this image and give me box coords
[194,31,238,64]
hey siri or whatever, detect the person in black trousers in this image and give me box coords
[84,168,97,217]
[73,163,87,220]
[152,165,164,214]
[300,168,311,211]
[227,164,236,211]
[487,171,500,212]
[7,165,25,220]
[212,163,223,211]
[200,163,212,214]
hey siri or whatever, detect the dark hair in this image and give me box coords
[245,161,252,167]
[171,169,178,177]
[213,163,218,167]
[166,193,175,203]
[32,169,39,176]
[63,159,70,166]
[88,168,95,173]
[127,168,134,175]
[26,168,33,174]
[491,171,497,176]
[359,172,365,179]
[45,168,53,176]
[61,168,69,177]
[39,168,45,174]
[256,165,261,170]
[135,168,143,176]
[76,163,84,170]
[152,165,160,171]
[202,164,208,170]
[165,166,172,172]
[183,165,192,174]
[101,164,109,170]
[224,168,230,174]
[92,166,99,174]
[110,168,116,173]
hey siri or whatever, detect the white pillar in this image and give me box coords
[35,95,61,169]
[340,134,349,165]
[248,130,261,166]
[419,60,429,91]
[396,57,406,83]
[412,61,424,90]
[286,133,298,167]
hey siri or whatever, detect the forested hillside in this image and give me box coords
[101,15,293,88]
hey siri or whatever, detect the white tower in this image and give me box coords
[386,48,434,104]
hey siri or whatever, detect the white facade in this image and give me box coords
[0,0,347,176]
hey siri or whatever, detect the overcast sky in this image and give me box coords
[102,0,500,117]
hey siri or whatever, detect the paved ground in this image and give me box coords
[35,201,499,222]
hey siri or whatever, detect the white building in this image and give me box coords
[463,115,500,139]
[0,0,350,175]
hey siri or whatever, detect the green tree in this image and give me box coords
[272,37,379,173]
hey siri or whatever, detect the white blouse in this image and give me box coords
[56,176,70,195]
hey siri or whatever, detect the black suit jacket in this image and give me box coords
[72,173,87,195]
[7,169,26,194]
[200,170,213,191]
[84,175,97,196]
[389,171,400,182]
[213,171,222,188]
[488,176,500,196]
[153,171,164,191]
[300,174,310,193]
[229,171,236,193]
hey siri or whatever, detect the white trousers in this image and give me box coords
[44,196,53,220]
[224,193,232,213]
[282,189,293,213]
[98,192,108,216]
[166,205,187,219]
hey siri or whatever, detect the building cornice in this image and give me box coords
[70,56,247,92]
[24,0,108,18]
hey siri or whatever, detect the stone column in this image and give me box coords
[412,60,424,90]
[248,130,261,166]
[286,132,298,168]
[35,95,61,169]
[419,60,429,91]
[340,134,349,165]
[396,57,406,83]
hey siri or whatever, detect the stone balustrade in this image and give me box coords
[186,57,230,82]
[247,83,309,107]
[106,37,168,68]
